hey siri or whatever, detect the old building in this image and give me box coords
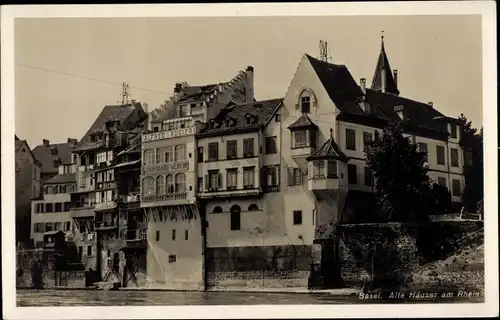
[71,102,147,278]
[32,138,78,186]
[141,67,255,290]
[15,135,42,247]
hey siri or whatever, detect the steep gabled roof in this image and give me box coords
[371,37,399,95]
[197,98,282,138]
[307,129,348,162]
[15,138,42,166]
[32,142,75,174]
[288,113,318,130]
[74,102,145,151]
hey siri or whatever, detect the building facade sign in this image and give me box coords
[142,127,195,143]
[142,161,189,174]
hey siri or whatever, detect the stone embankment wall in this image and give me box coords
[206,245,312,290]
[337,221,484,289]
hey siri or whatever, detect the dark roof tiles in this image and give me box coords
[371,40,400,95]
[287,113,318,130]
[32,142,75,174]
[44,173,76,185]
[307,130,348,162]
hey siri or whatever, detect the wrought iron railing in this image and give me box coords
[142,193,187,203]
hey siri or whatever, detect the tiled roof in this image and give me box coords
[32,142,75,174]
[306,54,448,136]
[287,113,318,130]
[307,129,348,162]
[370,39,399,95]
[44,173,76,185]
[74,102,145,151]
[197,98,283,137]
[177,84,220,103]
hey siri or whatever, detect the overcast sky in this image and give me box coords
[15,15,482,148]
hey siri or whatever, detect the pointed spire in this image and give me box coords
[371,31,400,95]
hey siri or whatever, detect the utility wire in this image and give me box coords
[16,63,171,95]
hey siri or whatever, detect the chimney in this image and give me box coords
[67,138,78,147]
[245,66,254,103]
[173,83,183,101]
[43,139,50,146]
[360,78,366,94]
[428,101,434,108]
[393,69,398,89]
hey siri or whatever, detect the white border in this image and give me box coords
[1,2,498,319]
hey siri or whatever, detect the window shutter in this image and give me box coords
[204,175,209,190]
[298,168,303,184]
[287,168,294,186]
[217,172,222,188]
[260,167,267,187]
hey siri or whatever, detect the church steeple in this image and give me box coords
[371,31,400,96]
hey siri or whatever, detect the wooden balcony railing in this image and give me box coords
[142,193,187,203]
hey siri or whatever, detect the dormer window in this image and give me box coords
[212,120,222,129]
[394,105,404,120]
[244,114,258,125]
[288,114,318,149]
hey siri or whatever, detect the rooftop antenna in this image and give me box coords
[319,40,332,63]
[120,82,131,105]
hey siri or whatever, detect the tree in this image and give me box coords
[426,182,452,216]
[365,122,431,222]
[458,114,483,212]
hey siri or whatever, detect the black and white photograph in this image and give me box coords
[1,2,498,319]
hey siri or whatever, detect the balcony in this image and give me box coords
[141,192,191,207]
[94,201,117,212]
[124,230,147,249]
[72,185,94,194]
[70,205,95,218]
[102,239,126,250]
[198,187,262,199]
[95,181,117,191]
[263,185,280,193]
[95,220,118,231]
[142,161,189,175]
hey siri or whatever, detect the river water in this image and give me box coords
[16,289,361,306]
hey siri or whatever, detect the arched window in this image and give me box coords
[230,205,241,231]
[166,174,174,193]
[212,206,223,213]
[248,204,259,211]
[175,173,186,193]
[156,175,165,195]
[155,148,161,164]
[142,176,155,196]
[143,150,154,165]
[297,89,317,114]
[164,146,173,163]
[175,144,186,161]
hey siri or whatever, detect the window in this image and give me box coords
[166,175,174,193]
[363,132,373,152]
[452,179,461,197]
[155,148,161,164]
[364,167,373,187]
[293,210,303,225]
[265,136,278,154]
[156,231,160,242]
[437,177,447,188]
[208,171,221,190]
[179,104,189,117]
[64,221,71,231]
[197,147,204,163]
[212,206,223,213]
[208,142,219,161]
[265,166,279,186]
[197,177,203,192]
[175,144,186,161]
[226,169,238,190]
[348,164,358,184]
[300,96,311,113]
[175,173,186,193]
[243,167,255,189]
[164,147,173,163]
[46,203,53,213]
[143,150,154,165]
[55,202,62,212]
[243,138,255,157]
[450,148,459,167]
[230,205,241,230]
[153,126,159,132]
[313,160,325,178]
[168,255,177,263]
[97,152,107,164]
[418,143,428,161]
[293,130,307,148]
[184,230,189,240]
[288,167,302,186]
[142,177,155,196]
[87,245,92,256]
[450,123,458,139]
[172,229,176,240]
[54,222,62,230]
[327,160,338,178]
[346,129,356,151]
[226,140,237,159]
[436,146,446,165]
[275,113,280,122]
[156,176,165,195]
[248,204,259,211]
[45,222,54,232]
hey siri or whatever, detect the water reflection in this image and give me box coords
[17,289,360,306]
